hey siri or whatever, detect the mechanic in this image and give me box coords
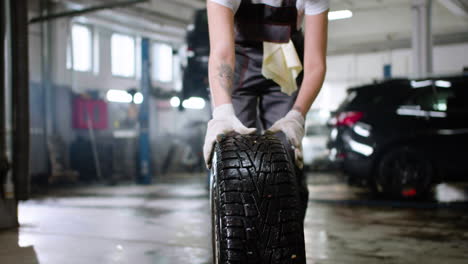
[203,0,329,217]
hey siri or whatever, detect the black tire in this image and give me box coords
[375,146,433,199]
[211,133,306,264]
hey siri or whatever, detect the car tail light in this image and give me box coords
[335,111,363,127]
[402,188,417,197]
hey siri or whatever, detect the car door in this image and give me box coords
[431,79,468,178]
[394,85,435,139]
[407,79,468,178]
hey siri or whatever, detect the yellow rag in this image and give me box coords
[261,40,303,96]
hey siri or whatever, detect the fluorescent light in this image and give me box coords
[170,96,181,107]
[328,10,353,21]
[106,89,132,103]
[411,80,433,88]
[133,92,143,104]
[435,80,451,88]
[182,97,206,110]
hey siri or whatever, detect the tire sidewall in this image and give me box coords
[210,151,221,264]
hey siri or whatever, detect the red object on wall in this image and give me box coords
[73,98,108,130]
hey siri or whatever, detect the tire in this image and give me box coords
[375,146,433,199]
[211,133,306,264]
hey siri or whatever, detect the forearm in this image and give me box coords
[293,64,326,117]
[207,2,236,108]
[208,52,235,107]
[294,11,328,117]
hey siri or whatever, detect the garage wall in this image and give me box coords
[316,42,468,111]
[26,12,467,177]
[29,18,468,114]
[27,18,210,178]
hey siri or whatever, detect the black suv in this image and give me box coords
[327,75,468,198]
[181,9,210,101]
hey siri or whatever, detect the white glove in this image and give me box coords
[267,109,305,169]
[203,104,256,168]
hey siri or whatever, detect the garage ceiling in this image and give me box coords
[328,0,468,54]
[32,0,468,53]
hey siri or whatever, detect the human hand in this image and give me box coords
[203,104,256,169]
[267,109,305,168]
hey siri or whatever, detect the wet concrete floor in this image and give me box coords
[1,173,468,264]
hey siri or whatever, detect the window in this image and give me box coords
[111,33,135,77]
[447,80,468,113]
[153,43,173,82]
[407,88,454,112]
[67,24,92,72]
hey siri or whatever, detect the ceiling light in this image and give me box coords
[182,97,206,110]
[133,92,144,104]
[106,89,132,103]
[328,10,353,21]
[170,96,181,107]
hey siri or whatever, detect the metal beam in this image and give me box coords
[29,0,148,24]
[130,6,190,26]
[438,0,468,16]
[0,0,5,200]
[327,31,468,56]
[412,0,433,78]
[170,0,205,9]
[10,0,30,201]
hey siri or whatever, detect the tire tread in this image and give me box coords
[213,133,305,264]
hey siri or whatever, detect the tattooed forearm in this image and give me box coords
[217,63,234,94]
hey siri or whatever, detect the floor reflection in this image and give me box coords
[308,172,468,208]
[435,183,468,203]
[0,173,467,264]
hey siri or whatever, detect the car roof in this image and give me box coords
[347,74,467,93]
[347,79,409,92]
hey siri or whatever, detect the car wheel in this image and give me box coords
[210,133,306,264]
[375,146,433,199]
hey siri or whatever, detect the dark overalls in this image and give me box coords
[230,0,309,217]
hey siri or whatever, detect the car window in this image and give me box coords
[446,79,468,113]
[406,87,462,113]
[447,89,468,113]
[427,89,451,112]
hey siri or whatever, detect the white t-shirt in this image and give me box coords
[210,0,329,16]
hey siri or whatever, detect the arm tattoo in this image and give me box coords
[217,63,234,94]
